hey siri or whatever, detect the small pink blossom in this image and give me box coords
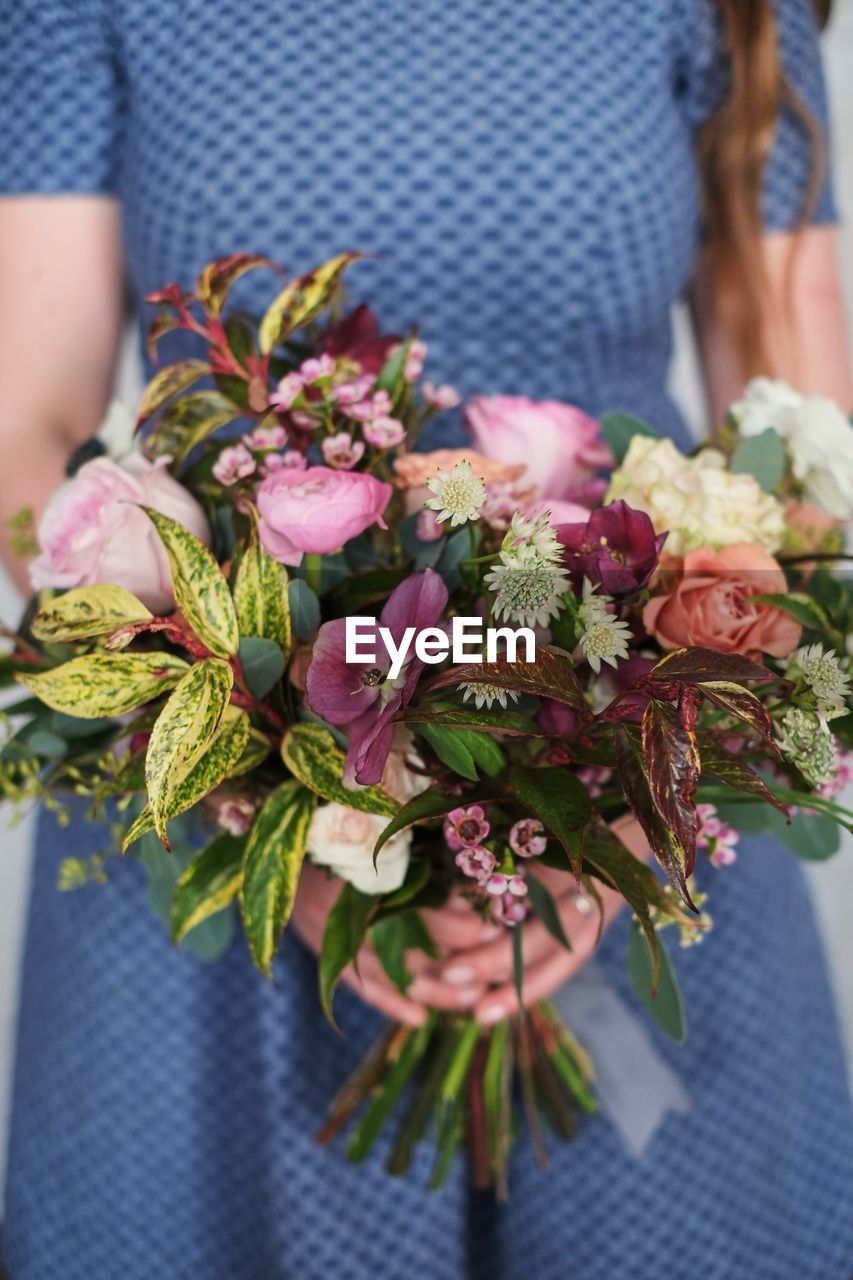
[364,416,405,449]
[819,746,853,799]
[331,374,375,405]
[577,765,614,798]
[270,371,305,410]
[300,353,336,384]
[249,423,288,450]
[422,381,461,410]
[217,797,256,836]
[455,846,497,883]
[290,409,318,430]
[444,805,490,851]
[415,509,444,542]
[213,443,256,486]
[509,818,547,858]
[322,432,366,470]
[404,339,427,382]
[696,803,739,868]
[349,390,393,423]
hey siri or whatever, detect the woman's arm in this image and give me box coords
[0,197,124,594]
[692,225,853,425]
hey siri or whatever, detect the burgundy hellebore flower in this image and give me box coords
[321,304,399,376]
[555,500,667,598]
[306,569,448,785]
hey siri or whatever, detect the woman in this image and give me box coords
[0,2,851,1277]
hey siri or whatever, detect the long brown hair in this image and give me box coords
[699,0,832,374]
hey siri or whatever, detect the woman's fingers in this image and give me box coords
[338,964,428,1027]
[473,941,583,1025]
[420,896,502,952]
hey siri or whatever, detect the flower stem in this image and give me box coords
[303,553,323,595]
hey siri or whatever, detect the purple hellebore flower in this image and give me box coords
[555,500,667,598]
[306,568,448,785]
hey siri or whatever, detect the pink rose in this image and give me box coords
[465,395,613,501]
[257,465,392,566]
[30,453,211,614]
[643,544,802,659]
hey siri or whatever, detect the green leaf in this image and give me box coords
[161,706,250,825]
[714,801,841,861]
[259,253,362,353]
[195,253,278,316]
[231,520,292,656]
[288,579,320,641]
[171,831,246,943]
[627,922,686,1043]
[426,645,587,712]
[405,704,541,736]
[369,912,435,994]
[752,592,835,635]
[372,783,499,859]
[375,337,411,394]
[142,390,239,464]
[30,585,152,642]
[599,411,659,464]
[237,636,285,699]
[137,358,212,424]
[145,659,235,845]
[239,780,316,976]
[143,507,239,657]
[525,874,573,951]
[281,723,397,817]
[731,427,785,493]
[417,723,506,781]
[16,652,189,718]
[509,765,591,878]
[319,880,376,1020]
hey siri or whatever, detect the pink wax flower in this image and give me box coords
[466,395,613,502]
[300,353,336,384]
[216,796,257,836]
[269,371,305,410]
[509,818,547,858]
[321,432,365,470]
[331,375,376,406]
[30,453,210,615]
[696,803,739,868]
[212,443,256,486]
[415,509,444,542]
[364,416,406,449]
[422,382,461,411]
[444,805,491,851]
[249,423,288,450]
[557,500,667,597]
[257,466,391,567]
[403,339,427,382]
[306,569,448,784]
[455,846,497,883]
[349,390,393,423]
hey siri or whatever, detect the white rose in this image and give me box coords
[730,377,803,438]
[306,803,411,895]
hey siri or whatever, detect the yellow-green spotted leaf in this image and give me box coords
[231,728,272,777]
[259,253,362,354]
[143,508,239,657]
[145,658,234,845]
[142,390,239,465]
[165,705,250,823]
[171,831,246,943]
[231,520,292,657]
[137,359,212,424]
[121,804,155,852]
[281,723,397,818]
[30,585,153,643]
[195,253,278,316]
[239,780,316,976]
[16,652,189,718]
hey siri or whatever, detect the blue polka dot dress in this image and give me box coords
[1,3,851,1278]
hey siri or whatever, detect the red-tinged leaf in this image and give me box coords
[145,311,183,363]
[649,647,774,685]
[424,647,587,712]
[195,254,280,316]
[641,698,700,874]
[509,765,590,878]
[614,726,697,911]
[699,680,777,746]
[137,359,212,425]
[404,704,542,736]
[141,390,239,465]
[145,282,188,308]
[259,253,364,353]
[697,733,790,817]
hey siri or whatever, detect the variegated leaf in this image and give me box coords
[164,705,251,824]
[121,804,155,852]
[195,253,278,316]
[239,780,316,976]
[141,390,239,465]
[137,359,212,424]
[258,253,362,354]
[281,723,397,818]
[143,508,239,657]
[30,585,153,643]
[16,652,188,719]
[171,831,246,943]
[145,658,234,845]
[231,519,292,657]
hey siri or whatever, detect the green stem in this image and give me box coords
[303,553,323,595]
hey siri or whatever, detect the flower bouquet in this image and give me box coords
[3,253,853,1194]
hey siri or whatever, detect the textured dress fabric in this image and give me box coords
[1,2,852,1278]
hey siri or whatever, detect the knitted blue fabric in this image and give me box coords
[1,3,851,1277]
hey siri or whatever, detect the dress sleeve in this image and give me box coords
[677,0,837,230]
[0,0,125,196]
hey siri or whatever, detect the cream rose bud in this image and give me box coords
[305,804,411,895]
[30,452,211,614]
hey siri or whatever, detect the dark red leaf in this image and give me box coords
[697,733,789,817]
[649,647,775,684]
[699,680,777,748]
[424,646,587,712]
[641,698,700,876]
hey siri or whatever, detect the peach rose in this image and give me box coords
[643,543,802,659]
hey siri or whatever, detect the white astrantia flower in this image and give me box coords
[460,683,521,711]
[789,644,852,720]
[424,458,487,526]
[776,708,837,789]
[577,579,632,675]
[731,378,853,521]
[503,510,563,564]
[484,542,570,628]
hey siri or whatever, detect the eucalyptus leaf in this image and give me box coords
[238,636,286,699]
[288,579,321,642]
[600,411,659,464]
[627,922,686,1043]
[731,427,785,493]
